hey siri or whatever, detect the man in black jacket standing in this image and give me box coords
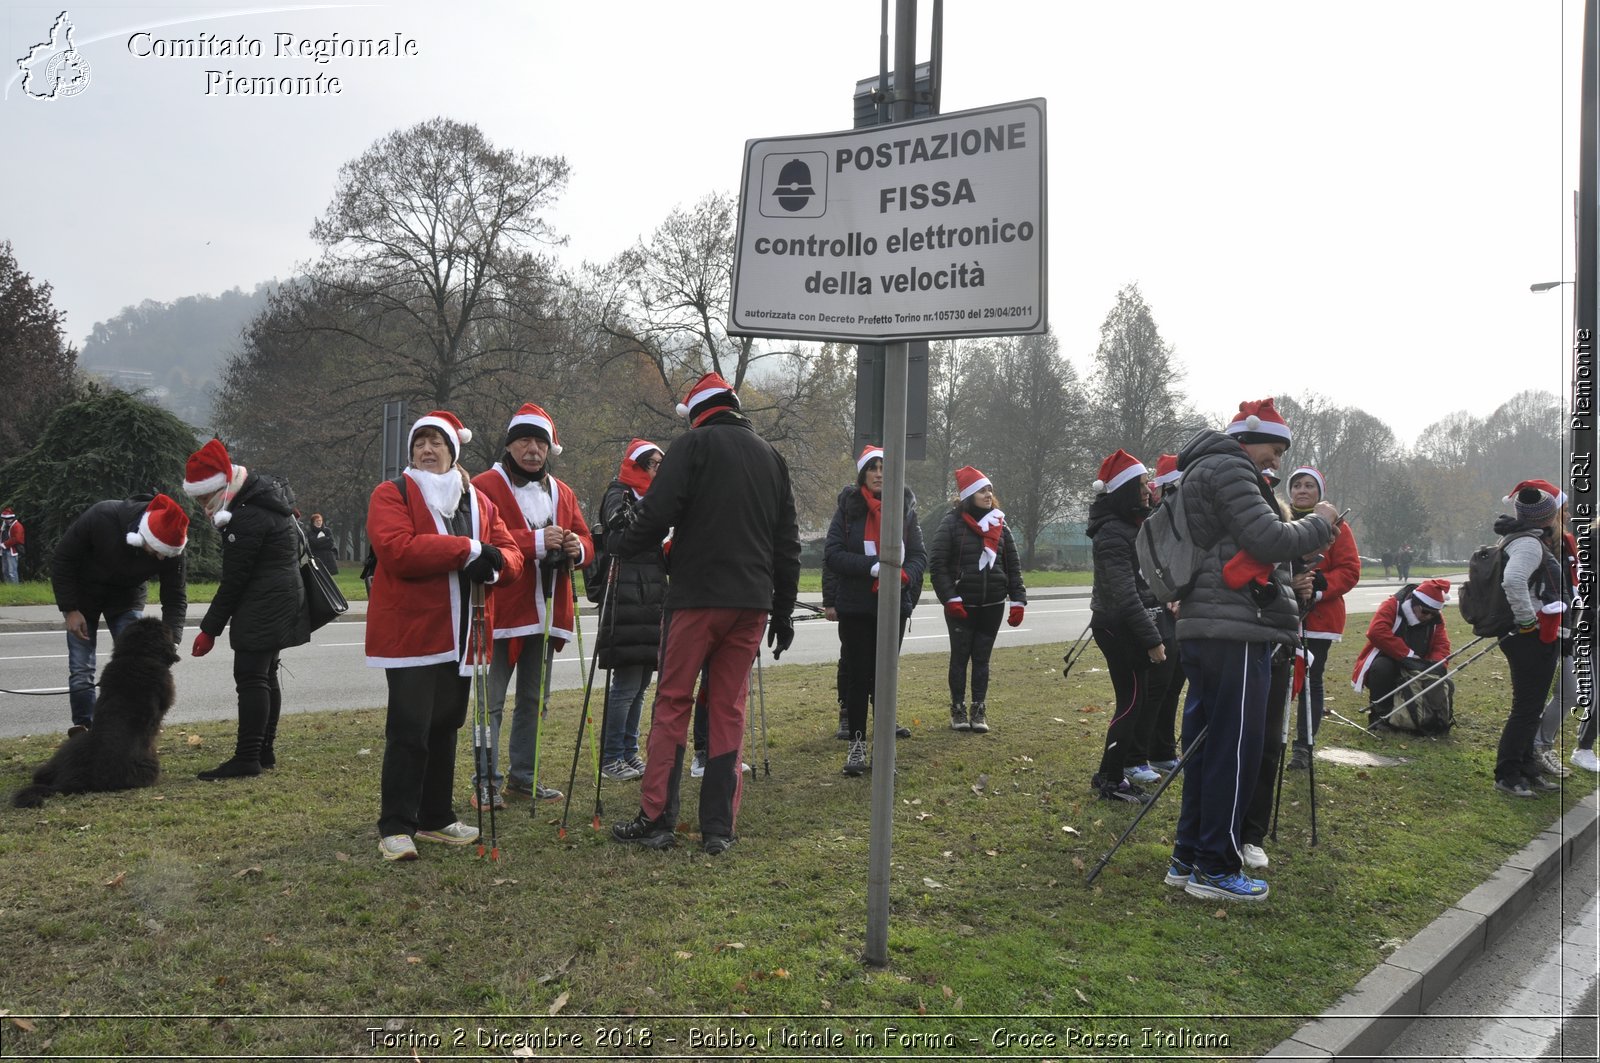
[610,372,801,854]
[51,493,191,734]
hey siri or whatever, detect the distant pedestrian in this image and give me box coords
[51,493,190,734]
[1,506,23,583]
[307,513,339,574]
[1396,544,1414,582]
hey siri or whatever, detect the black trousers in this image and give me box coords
[230,649,282,760]
[946,602,1004,704]
[379,662,469,838]
[1294,639,1332,748]
[1496,633,1560,784]
[838,612,907,737]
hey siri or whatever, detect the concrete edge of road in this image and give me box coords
[1261,789,1600,1061]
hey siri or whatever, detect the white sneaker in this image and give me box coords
[1539,749,1573,778]
[690,751,706,778]
[379,834,418,861]
[1240,843,1269,869]
[415,821,479,846]
[1124,763,1161,785]
[1572,748,1600,773]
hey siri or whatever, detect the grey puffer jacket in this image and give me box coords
[1174,430,1334,646]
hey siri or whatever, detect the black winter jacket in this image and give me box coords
[200,473,310,653]
[51,496,188,641]
[1174,430,1334,646]
[308,523,339,572]
[928,504,1026,610]
[824,485,928,619]
[595,480,667,670]
[1086,480,1162,650]
[616,410,800,615]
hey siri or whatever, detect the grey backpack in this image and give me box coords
[1136,481,1204,604]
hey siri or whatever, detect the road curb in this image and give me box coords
[1261,790,1599,1060]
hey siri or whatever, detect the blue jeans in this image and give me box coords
[1,551,17,583]
[66,608,143,727]
[471,635,551,791]
[602,665,651,763]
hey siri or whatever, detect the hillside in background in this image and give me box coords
[79,282,279,428]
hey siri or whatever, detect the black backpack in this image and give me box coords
[359,475,408,593]
[1388,667,1456,735]
[1457,530,1542,637]
[581,516,610,604]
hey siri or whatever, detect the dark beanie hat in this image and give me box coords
[1515,487,1559,522]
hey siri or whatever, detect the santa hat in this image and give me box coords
[1092,450,1147,494]
[626,438,661,466]
[505,403,562,456]
[182,438,233,497]
[856,444,884,472]
[1514,486,1559,523]
[126,493,189,557]
[1411,578,1451,611]
[0,507,13,518]
[409,410,472,464]
[955,465,991,501]
[1226,397,1292,447]
[676,371,739,423]
[1288,466,1325,498]
[1152,454,1181,487]
[1505,478,1565,508]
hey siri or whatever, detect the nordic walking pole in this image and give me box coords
[568,560,603,789]
[1268,646,1295,843]
[1379,636,1508,726]
[469,583,499,860]
[1061,624,1093,680]
[562,555,618,835]
[1303,646,1319,847]
[755,644,771,778]
[529,567,557,818]
[1085,724,1209,886]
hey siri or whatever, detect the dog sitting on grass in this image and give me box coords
[12,617,180,808]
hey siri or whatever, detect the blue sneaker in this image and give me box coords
[1125,763,1161,785]
[1149,758,1180,774]
[1163,857,1192,887]
[1185,868,1270,902]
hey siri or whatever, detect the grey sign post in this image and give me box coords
[381,400,408,481]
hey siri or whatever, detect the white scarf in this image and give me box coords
[208,465,249,527]
[408,466,465,518]
[511,476,554,530]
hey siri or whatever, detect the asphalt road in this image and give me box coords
[0,580,1446,740]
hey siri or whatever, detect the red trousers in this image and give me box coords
[639,607,764,838]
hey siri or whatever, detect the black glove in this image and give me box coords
[463,543,503,583]
[767,610,795,660]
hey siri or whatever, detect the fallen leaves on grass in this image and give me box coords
[1074,987,1090,1004]
[186,734,204,747]
[1062,825,1080,835]
[714,941,746,952]
[922,877,945,889]
[548,990,569,1015]
[103,871,125,888]
[234,866,262,878]
[8,1016,37,1032]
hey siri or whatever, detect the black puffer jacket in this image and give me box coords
[1086,478,1162,650]
[51,496,188,641]
[1174,430,1334,646]
[929,503,1026,610]
[307,523,339,573]
[595,480,667,670]
[824,485,927,619]
[200,473,310,653]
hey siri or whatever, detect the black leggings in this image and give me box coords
[1092,627,1158,779]
[231,649,283,760]
[838,613,907,736]
[1294,639,1332,747]
[946,603,1004,704]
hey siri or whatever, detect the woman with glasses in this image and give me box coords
[1350,577,1453,732]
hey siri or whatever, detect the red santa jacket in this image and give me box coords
[1350,588,1452,691]
[470,464,593,642]
[1303,521,1360,640]
[1,518,23,554]
[364,472,524,674]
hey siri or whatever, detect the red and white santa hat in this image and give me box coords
[627,438,661,465]
[856,444,884,472]
[955,465,991,501]
[182,438,234,497]
[409,410,472,464]
[1226,397,1292,447]
[1092,449,1147,494]
[1504,478,1565,507]
[676,371,739,423]
[1288,466,1325,498]
[127,493,189,557]
[0,507,13,518]
[504,402,561,456]
[1411,578,1451,611]
[1152,453,1181,487]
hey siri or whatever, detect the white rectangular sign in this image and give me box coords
[729,98,1047,344]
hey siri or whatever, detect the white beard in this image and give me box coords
[409,467,465,517]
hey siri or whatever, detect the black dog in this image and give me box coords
[12,617,180,808]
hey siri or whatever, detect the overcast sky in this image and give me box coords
[3,1,1586,447]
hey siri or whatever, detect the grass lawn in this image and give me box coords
[0,625,1590,1058]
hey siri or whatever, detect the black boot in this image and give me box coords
[198,757,261,780]
[201,699,267,779]
[950,701,969,731]
[969,701,989,733]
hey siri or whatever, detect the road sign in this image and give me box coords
[730,98,1047,344]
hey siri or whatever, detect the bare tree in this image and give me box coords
[1085,282,1202,461]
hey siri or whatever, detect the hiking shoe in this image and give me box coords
[379,834,418,862]
[67,724,90,737]
[1163,857,1193,887]
[702,834,735,856]
[1573,748,1600,773]
[502,781,534,799]
[1094,776,1151,804]
[950,702,970,731]
[1124,763,1160,785]
[416,822,479,846]
[895,725,912,738]
[1538,749,1573,778]
[197,757,262,780]
[1148,757,1180,774]
[690,751,707,778]
[470,786,506,812]
[1241,843,1269,869]
[842,737,867,777]
[611,810,676,848]
[625,753,647,776]
[1528,774,1561,793]
[1495,778,1536,798]
[535,784,563,801]
[601,758,643,782]
[1185,868,1270,902]
[1288,747,1311,771]
[1368,719,1397,735]
[969,703,989,733]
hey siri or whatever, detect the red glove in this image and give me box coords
[944,600,968,621]
[550,637,568,653]
[1222,551,1275,590]
[192,632,215,657]
[900,569,910,585]
[1008,605,1024,627]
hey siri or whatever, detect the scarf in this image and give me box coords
[617,458,653,498]
[207,465,249,527]
[962,506,1006,570]
[861,487,882,557]
[408,466,465,518]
